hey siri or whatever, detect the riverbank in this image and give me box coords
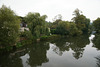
[0,34,60,53]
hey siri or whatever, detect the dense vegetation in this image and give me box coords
[0,5,20,50]
[0,5,100,51]
[92,18,100,50]
[93,18,100,33]
[50,9,90,35]
[25,12,50,38]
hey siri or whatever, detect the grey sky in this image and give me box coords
[0,0,100,22]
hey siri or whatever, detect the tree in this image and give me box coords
[93,18,100,33]
[72,8,82,17]
[0,5,20,48]
[25,12,49,38]
[93,34,100,50]
[69,22,79,36]
[55,21,79,36]
[72,8,90,34]
[52,14,62,22]
[56,21,70,35]
[51,14,62,29]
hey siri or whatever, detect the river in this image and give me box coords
[0,34,100,67]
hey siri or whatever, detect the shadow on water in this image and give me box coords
[50,35,90,59]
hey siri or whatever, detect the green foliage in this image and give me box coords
[50,29,56,34]
[69,22,79,36]
[40,35,61,41]
[16,30,34,47]
[51,20,62,29]
[50,12,90,36]
[56,21,69,35]
[93,34,100,50]
[93,18,100,33]
[51,21,79,36]
[20,30,33,40]
[25,12,50,38]
[0,5,20,48]
[52,14,62,22]
[16,42,22,48]
[40,36,48,41]
[72,8,90,34]
[45,21,52,28]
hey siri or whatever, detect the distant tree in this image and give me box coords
[52,14,62,22]
[0,5,20,48]
[93,18,100,33]
[72,8,90,34]
[46,21,52,28]
[72,8,82,17]
[51,14,62,29]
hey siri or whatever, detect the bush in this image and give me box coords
[40,36,48,41]
[40,35,61,41]
[50,29,56,34]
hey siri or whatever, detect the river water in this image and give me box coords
[0,34,100,67]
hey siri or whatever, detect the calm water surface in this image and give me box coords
[0,34,100,67]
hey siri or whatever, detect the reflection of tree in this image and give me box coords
[95,56,100,67]
[52,45,63,56]
[51,38,70,56]
[53,38,70,51]
[72,48,84,59]
[0,49,28,67]
[0,56,23,67]
[93,34,100,50]
[51,35,90,59]
[28,42,49,67]
[0,42,49,67]
[69,35,90,59]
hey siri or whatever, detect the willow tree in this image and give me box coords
[25,12,49,38]
[0,5,20,48]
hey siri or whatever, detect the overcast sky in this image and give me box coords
[0,0,100,22]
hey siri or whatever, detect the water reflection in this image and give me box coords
[51,35,90,59]
[0,42,49,67]
[92,34,100,67]
[96,56,100,67]
[0,49,27,67]
[1,34,100,67]
[27,42,49,67]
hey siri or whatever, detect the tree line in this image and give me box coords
[0,5,100,50]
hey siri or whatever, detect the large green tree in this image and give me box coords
[0,5,20,48]
[72,9,90,34]
[25,12,49,38]
[93,18,100,33]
